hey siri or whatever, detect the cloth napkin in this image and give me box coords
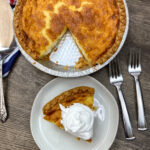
[3,47,20,77]
[2,0,20,77]
[9,0,16,7]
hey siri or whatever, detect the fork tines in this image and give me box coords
[129,50,141,70]
[109,58,122,79]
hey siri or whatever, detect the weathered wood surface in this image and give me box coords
[0,0,150,149]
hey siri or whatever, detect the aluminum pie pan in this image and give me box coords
[15,0,129,77]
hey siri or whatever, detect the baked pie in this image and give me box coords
[14,0,126,66]
[43,86,94,129]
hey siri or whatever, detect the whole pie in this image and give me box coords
[43,86,94,129]
[14,0,126,66]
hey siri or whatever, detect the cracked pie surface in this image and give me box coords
[14,0,126,66]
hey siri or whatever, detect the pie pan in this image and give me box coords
[14,0,129,77]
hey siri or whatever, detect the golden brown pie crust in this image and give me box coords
[43,86,95,128]
[14,0,126,66]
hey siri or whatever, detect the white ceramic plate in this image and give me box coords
[30,76,119,150]
[15,0,129,77]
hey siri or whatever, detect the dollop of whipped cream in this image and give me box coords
[59,103,94,140]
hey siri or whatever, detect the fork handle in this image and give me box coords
[116,85,135,140]
[0,59,7,122]
[134,76,147,130]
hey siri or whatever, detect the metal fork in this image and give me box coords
[109,58,135,140]
[128,51,147,130]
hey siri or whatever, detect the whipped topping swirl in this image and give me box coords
[59,103,94,140]
[94,98,105,121]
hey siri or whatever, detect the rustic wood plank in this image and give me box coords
[0,0,150,149]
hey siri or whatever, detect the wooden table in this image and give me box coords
[0,0,150,149]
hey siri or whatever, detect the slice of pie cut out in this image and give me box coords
[14,0,126,66]
[43,86,95,129]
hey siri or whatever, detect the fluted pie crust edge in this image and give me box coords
[14,0,126,66]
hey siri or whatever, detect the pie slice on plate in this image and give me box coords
[43,86,94,129]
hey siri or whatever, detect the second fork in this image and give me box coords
[109,59,135,140]
[128,51,147,131]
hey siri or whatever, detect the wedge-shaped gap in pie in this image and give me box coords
[14,0,126,67]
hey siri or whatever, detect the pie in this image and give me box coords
[43,86,94,129]
[14,0,126,66]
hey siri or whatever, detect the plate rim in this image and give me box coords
[15,0,129,77]
[30,76,119,150]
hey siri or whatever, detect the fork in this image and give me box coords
[128,51,147,131]
[109,58,135,140]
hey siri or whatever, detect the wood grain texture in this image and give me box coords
[0,0,150,149]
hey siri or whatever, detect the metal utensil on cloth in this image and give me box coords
[0,0,14,122]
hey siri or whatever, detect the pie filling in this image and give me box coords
[42,86,95,140]
[14,0,126,66]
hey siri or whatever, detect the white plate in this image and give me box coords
[30,76,119,150]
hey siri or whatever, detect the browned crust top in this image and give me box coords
[43,86,95,115]
[14,0,126,65]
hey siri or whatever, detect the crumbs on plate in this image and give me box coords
[75,57,88,69]
[93,66,97,71]
[53,48,58,52]
[63,65,68,70]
